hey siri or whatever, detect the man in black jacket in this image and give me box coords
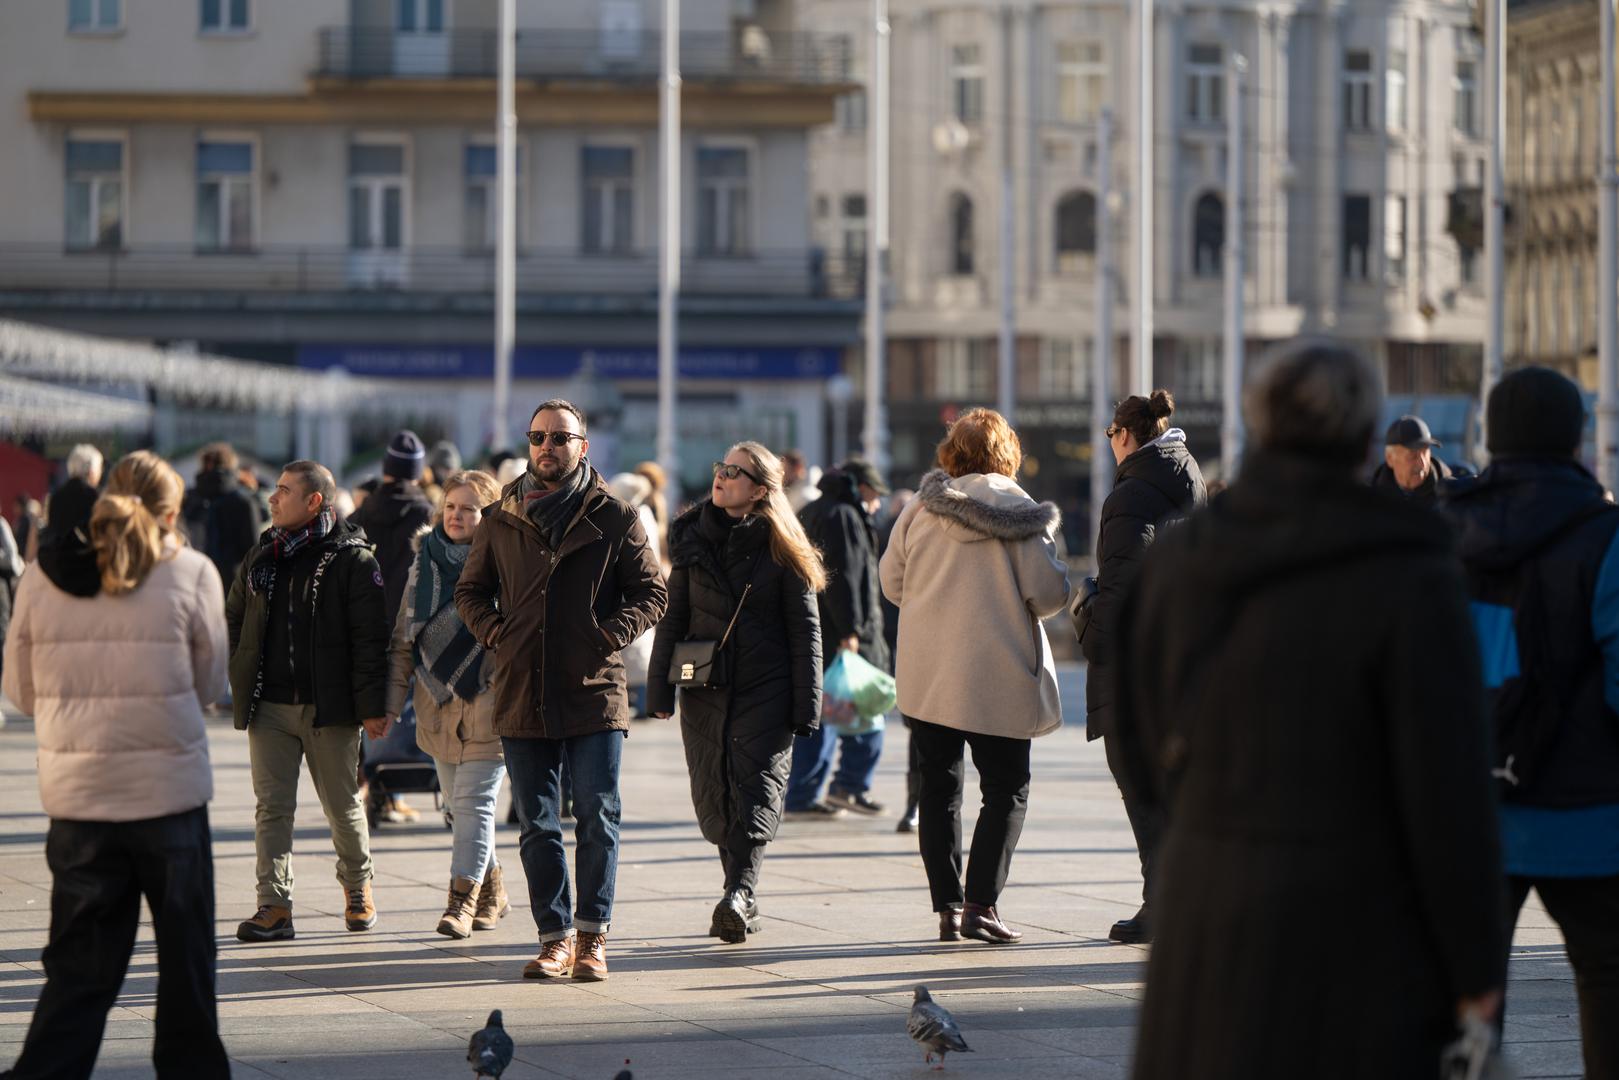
[351,429,435,628]
[182,442,264,586]
[1370,414,1462,507]
[226,460,390,943]
[787,459,891,818]
[1441,368,1619,1080]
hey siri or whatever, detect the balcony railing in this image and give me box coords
[0,243,864,301]
[314,27,852,85]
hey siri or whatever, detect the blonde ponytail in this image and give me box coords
[91,450,186,595]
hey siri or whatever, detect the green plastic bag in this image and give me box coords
[822,650,897,734]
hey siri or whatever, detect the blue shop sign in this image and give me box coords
[297,344,841,380]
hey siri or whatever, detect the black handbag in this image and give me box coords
[1071,575,1100,645]
[669,582,754,690]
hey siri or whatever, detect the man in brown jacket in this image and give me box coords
[455,399,666,982]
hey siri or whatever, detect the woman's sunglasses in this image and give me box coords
[1105,425,1121,440]
[526,431,584,448]
[712,462,763,484]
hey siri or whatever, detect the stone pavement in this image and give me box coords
[0,671,1588,1079]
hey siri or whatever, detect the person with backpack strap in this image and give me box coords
[1441,366,1619,1080]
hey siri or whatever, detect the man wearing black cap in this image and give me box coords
[352,430,435,629]
[1441,367,1619,1079]
[788,458,893,818]
[1370,414,1460,506]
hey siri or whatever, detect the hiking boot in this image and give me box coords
[825,788,885,815]
[472,863,510,931]
[573,931,609,981]
[782,801,846,820]
[710,890,763,943]
[344,882,377,931]
[523,934,575,979]
[236,904,295,942]
[437,876,480,940]
[962,902,1022,944]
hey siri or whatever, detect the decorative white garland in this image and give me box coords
[0,371,153,436]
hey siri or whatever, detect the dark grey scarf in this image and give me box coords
[521,460,594,549]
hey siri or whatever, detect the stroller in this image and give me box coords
[362,690,448,830]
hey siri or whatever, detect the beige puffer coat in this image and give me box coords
[2,540,227,821]
[386,556,500,764]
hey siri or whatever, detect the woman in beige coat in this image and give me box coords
[385,468,508,939]
[879,408,1071,945]
[1,450,229,1079]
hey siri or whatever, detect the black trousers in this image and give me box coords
[719,838,766,895]
[1103,733,1162,904]
[5,807,229,1080]
[1507,873,1619,1080]
[909,716,1031,912]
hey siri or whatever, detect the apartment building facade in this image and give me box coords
[0,0,858,487]
[807,0,1490,542]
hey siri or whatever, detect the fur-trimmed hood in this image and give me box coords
[917,469,1060,543]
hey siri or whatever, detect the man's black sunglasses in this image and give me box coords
[527,431,584,448]
[713,462,763,484]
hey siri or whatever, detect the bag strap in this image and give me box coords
[716,548,767,650]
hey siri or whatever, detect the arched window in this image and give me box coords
[949,192,975,275]
[1193,191,1224,277]
[1055,190,1097,273]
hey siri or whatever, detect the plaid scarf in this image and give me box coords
[521,460,594,550]
[248,509,335,596]
[407,526,485,704]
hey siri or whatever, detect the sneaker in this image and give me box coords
[523,934,575,979]
[782,801,846,820]
[825,789,885,816]
[344,882,377,931]
[236,904,295,942]
[472,863,510,931]
[709,890,763,943]
[383,796,420,824]
[573,931,609,981]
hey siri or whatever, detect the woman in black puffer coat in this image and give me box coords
[647,441,824,943]
[1084,388,1206,945]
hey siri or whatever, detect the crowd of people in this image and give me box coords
[0,336,1616,1079]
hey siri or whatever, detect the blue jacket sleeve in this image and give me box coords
[1590,528,1619,715]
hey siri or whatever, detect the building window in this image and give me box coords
[951,44,985,125]
[348,141,406,251]
[1344,49,1375,132]
[1342,194,1372,280]
[1192,191,1223,278]
[1454,59,1478,137]
[937,338,994,399]
[396,0,444,32]
[196,140,254,251]
[842,193,867,275]
[1039,337,1091,398]
[1054,190,1096,273]
[200,0,249,32]
[1186,43,1223,124]
[1459,239,1478,286]
[1550,256,1564,357]
[581,146,633,255]
[69,0,120,31]
[1573,253,1587,350]
[464,144,526,252]
[697,146,751,256]
[1386,51,1407,132]
[1056,41,1105,125]
[949,192,975,275]
[64,137,123,250]
[836,90,867,133]
[1385,195,1406,284]
[1571,90,1585,177]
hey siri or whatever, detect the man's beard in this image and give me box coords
[529,455,579,485]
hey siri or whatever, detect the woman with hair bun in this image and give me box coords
[1084,388,1206,947]
[646,441,825,944]
[1,450,230,1078]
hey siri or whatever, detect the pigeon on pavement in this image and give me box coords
[907,985,973,1070]
[468,1009,515,1078]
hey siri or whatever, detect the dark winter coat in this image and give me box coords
[1370,455,1461,507]
[1441,457,1619,808]
[1112,451,1506,1080]
[798,471,889,672]
[350,479,435,628]
[454,471,667,740]
[225,517,390,730]
[646,502,823,846]
[181,467,264,585]
[44,477,98,539]
[1083,431,1205,739]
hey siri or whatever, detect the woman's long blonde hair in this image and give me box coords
[728,441,827,592]
[90,450,185,596]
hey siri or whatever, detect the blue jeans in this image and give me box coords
[785,726,884,809]
[501,730,623,942]
[433,758,506,883]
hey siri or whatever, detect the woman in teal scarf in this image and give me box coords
[385,468,508,939]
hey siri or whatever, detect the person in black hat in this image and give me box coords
[1440,366,1619,1079]
[787,457,893,819]
[1370,414,1461,506]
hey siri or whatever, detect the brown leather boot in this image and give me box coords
[472,863,510,931]
[437,877,480,940]
[938,908,963,942]
[572,931,609,981]
[344,882,377,931]
[522,934,575,979]
[962,902,1022,943]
